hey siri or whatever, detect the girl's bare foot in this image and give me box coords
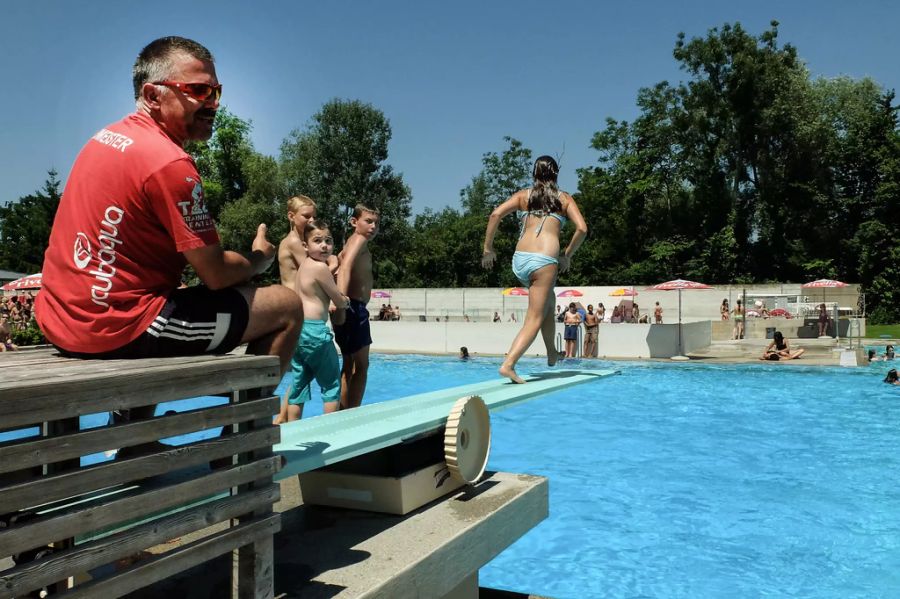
[499,364,526,384]
[547,351,558,367]
[273,414,285,425]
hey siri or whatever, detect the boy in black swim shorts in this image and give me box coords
[334,204,380,410]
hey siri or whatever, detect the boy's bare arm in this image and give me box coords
[278,237,302,287]
[336,235,363,295]
[327,254,340,276]
[316,262,349,307]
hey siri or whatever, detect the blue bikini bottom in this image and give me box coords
[511,251,558,286]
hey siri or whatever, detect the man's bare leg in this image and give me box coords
[238,286,303,375]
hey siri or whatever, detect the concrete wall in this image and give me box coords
[371,320,712,359]
[375,284,861,324]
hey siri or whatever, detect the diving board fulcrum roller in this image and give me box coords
[444,395,491,484]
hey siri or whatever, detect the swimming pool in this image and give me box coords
[342,355,900,599]
[5,354,897,597]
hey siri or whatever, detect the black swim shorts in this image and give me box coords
[56,286,249,359]
[333,299,372,356]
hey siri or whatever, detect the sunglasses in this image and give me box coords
[153,80,222,102]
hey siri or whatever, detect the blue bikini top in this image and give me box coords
[517,190,567,238]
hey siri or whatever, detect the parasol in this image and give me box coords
[646,279,713,360]
[2,273,42,291]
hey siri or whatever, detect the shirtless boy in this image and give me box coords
[278,195,339,286]
[582,305,599,358]
[279,219,350,422]
[334,204,379,410]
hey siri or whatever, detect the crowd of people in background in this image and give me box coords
[0,293,36,331]
[376,304,402,321]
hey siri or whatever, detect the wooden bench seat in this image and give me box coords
[0,349,282,599]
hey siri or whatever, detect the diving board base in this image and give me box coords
[275,368,617,480]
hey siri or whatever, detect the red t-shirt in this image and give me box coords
[36,112,219,353]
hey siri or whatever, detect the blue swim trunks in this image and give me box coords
[564,324,579,340]
[511,251,558,287]
[333,299,372,356]
[288,320,340,405]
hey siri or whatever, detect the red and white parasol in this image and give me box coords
[1,273,42,291]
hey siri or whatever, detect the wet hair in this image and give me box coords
[527,156,562,214]
[303,218,331,241]
[352,204,379,219]
[133,36,214,100]
[460,346,470,359]
[287,195,316,213]
[885,369,899,383]
[773,331,784,345]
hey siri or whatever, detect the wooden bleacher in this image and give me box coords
[0,348,282,598]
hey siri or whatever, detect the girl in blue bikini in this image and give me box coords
[481,156,587,383]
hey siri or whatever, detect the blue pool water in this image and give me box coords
[5,354,899,597]
[344,355,900,599]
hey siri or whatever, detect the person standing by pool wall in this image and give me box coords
[732,299,745,339]
[482,155,587,383]
[35,36,302,375]
[334,204,380,410]
[583,304,600,358]
[563,302,583,358]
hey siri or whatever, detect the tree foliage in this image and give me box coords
[0,170,61,273]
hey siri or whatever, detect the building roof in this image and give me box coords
[0,269,29,282]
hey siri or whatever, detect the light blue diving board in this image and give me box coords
[274,368,617,479]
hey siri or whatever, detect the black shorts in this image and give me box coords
[333,299,372,356]
[56,286,249,359]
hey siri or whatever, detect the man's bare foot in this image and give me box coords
[499,364,526,384]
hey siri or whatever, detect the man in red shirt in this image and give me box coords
[36,37,301,379]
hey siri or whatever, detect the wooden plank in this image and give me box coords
[0,427,279,513]
[0,355,280,428]
[234,389,277,599]
[0,488,280,598]
[0,397,278,474]
[275,369,617,478]
[62,515,280,599]
[0,456,281,558]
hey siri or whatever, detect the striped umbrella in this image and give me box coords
[646,279,713,359]
[1,273,42,291]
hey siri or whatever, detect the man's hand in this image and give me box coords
[251,224,276,275]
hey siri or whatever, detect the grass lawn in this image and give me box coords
[866,324,900,339]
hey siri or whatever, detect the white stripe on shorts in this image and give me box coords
[146,313,232,351]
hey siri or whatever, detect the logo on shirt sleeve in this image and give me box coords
[177,177,215,232]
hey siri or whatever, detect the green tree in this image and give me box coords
[0,170,61,273]
[280,99,412,250]
[185,108,256,220]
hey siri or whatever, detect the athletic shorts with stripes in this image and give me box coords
[56,286,249,359]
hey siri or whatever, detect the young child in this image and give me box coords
[334,204,380,410]
[278,195,340,287]
[278,195,317,288]
[279,219,350,422]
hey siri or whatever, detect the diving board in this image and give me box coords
[274,368,617,479]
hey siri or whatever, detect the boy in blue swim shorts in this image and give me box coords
[279,219,350,422]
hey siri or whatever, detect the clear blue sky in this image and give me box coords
[2,1,897,215]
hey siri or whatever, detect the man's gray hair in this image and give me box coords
[132,36,214,101]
